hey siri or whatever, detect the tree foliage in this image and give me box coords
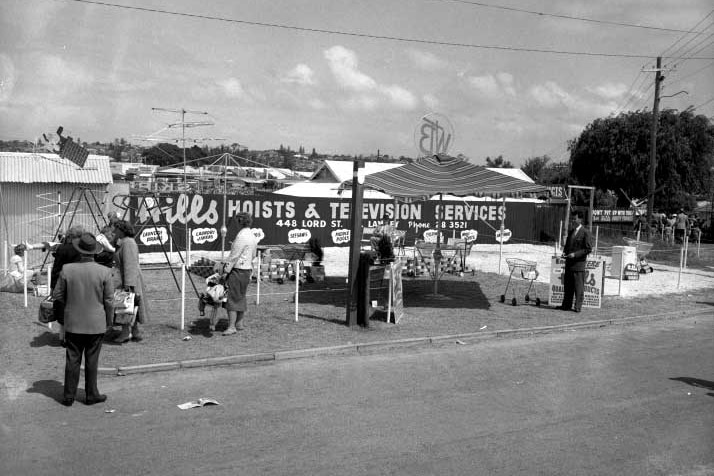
[568,110,714,211]
[485,155,513,168]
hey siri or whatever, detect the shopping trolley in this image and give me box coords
[623,237,654,273]
[500,258,540,306]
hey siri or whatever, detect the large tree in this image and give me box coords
[569,110,714,211]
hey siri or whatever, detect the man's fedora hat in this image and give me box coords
[72,232,104,255]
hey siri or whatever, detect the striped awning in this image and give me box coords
[352,154,547,199]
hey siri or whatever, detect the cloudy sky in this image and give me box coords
[1,0,712,166]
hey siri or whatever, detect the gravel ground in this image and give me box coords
[148,243,714,299]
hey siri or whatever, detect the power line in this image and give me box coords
[661,8,714,57]
[615,69,649,114]
[62,0,714,60]
[694,96,714,109]
[436,0,705,33]
[667,60,714,86]
[667,22,714,66]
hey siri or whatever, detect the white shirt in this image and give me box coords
[225,227,258,272]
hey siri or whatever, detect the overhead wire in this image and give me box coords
[60,0,714,60]
[693,96,714,109]
[436,0,705,33]
[660,8,714,57]
[614,69,650,114]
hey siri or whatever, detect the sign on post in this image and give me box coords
[548,257,605,309]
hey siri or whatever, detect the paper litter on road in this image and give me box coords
[177,397,221,410]
[479,325,487,330]
[104,409,116,413]
[182,335,192,341]
[455,340,466,345]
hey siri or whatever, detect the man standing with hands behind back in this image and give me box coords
[559,210,593,313]
[52,233,114,407]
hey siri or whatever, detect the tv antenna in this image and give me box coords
[151,107,215,187]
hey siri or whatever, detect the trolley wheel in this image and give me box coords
[277,278,284,285]
[525,294,530,302]
[511,298,517,306]
[535,298,541,307]
[649,266,654,273]
[500,294,506,303]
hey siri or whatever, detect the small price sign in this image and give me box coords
[495,228,512,243]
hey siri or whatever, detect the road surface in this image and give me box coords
[2,315,713,475]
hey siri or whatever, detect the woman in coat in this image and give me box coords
[112,220,150,343]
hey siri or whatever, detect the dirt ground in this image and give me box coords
[2,242,712,388]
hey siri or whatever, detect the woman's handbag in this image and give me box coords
[38,295,56,323]
[113,289,135,317]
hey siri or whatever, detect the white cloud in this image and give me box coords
[496,72,516,97]
[587,82,628,99]
[423,93,440,109]
[529,80,617,118]
[339,95,379,111]
[324,46,376,92]
[466,72,516,98]
[217,77,248,99]
[0,54,16,102]
[530,81,576,108]
[307,98,326,110]
[35,54,94,92]
[324,45,417,111]
[380,85,417,109]
[406,49,447,70]
[282,64,315,86]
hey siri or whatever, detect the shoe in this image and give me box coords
[85,394,107,405]
[236,322,245,330]
[222,327,237,336]
[557,306,571,311]
[208,325,216,332]
[61,398,74,407]
[573,308,582,313]
[131,334,143,342]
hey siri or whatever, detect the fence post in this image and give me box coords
[180,263,186,330]
[294,261,299,322]
[23,251,28,308]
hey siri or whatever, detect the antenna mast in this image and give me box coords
[151,107,213,189]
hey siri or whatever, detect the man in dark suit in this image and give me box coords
[560,210,593,313]
[52,233,114,407]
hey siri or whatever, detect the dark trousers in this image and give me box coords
[562,268,586,311]
[64,332,104,400]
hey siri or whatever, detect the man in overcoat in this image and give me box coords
[560,210,593,313]
[52,233,114,406]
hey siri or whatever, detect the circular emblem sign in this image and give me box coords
[413,112,455,157]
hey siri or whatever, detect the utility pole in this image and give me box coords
[645,57,664,235]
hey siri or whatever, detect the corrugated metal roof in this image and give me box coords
[0,152,113,184]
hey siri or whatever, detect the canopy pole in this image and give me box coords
[433,193,443,295]
[220,153,228,262]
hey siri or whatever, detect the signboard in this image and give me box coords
[389,260,404,324]
[128,192,539,253]
[495,228,512,243]
[548,257,605,309]
[592,209,640,223]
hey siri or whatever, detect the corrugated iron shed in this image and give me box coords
[0,152,112,183]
